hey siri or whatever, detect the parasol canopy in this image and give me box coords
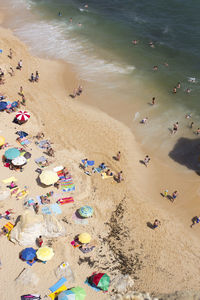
[88,273,110,291]
[79,206,93,218]
[39,170,59,185]
[21,247,36,261]
[0,101,7,110]
[58,290,75,300]
[36,246,54,261]
[5,147,20,160]
[0,136,5,146]
[12,156,27,166]
[71,287,86,300]
[16,110,30,122]
[78,233,91,244]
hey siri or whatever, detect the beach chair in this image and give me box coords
[2,222,14,238]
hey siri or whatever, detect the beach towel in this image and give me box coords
[2,177,17,184]
[72,213,88,225]
[49,277,67,293]
[16,131,28,138]
[62,185,75,192]
[42,206,51,215]
[35,156,47,164]
[38,140,50,149]
[21,295,41,300]
[26,259,37,266]
[92,167,102,173]
[16,189,29,199]
[101,172,113,179]
[4,222,14,232]
[48,285,67,300]
[82,160,94,166]
[57,197,74,205]
[50,203,62,215]
[35,196,42,205]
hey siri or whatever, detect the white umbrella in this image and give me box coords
[12,156,27,166]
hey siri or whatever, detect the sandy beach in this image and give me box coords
[0,14,200,300]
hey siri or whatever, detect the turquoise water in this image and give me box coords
[2,0,200,156]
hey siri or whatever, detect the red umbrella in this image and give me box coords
[16,110,30,122]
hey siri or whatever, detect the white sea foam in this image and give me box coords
[11,17,135,85]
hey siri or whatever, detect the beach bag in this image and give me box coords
[21,295,41,300]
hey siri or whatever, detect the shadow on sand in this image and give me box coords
[168,137,200,175]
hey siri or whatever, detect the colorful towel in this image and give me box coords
[82,160,94,166]
[57,197,74,205]
[101,172,113,179]
[48,285,67,300]
[50,204,62,215]
[35,156,47,164]
[49,277,67,293]
[4,222,14,232]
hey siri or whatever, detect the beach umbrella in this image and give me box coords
[23,152,32,159]
[36,246,54,261]
[12,156,27,166]
[79,206,93,218]
[0,136,5,146]
[39,170,59,185]
[0,101,7,110]
[21,247,36,261]
[78,233,91,244]
[71,287,86,300]
[5,147,20,160]
[16,110,30,122]
[88,273,110,291]
[58,290,75,300]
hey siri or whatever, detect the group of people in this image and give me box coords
[30,71,39,83]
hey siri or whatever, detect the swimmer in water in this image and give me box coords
[78,23,82,27]
[153,66,158,71]
[70,18,72,22]
[149,41,155,48]
[177,82,181,89]
[186,88,191,94]
[58,12,62,17]
[132,40,138,45]
[173,87,177,94]
[164,62,169,67]
[84,4,88,8]
[185,113,192,119]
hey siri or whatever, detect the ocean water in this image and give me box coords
[1,0,200,158]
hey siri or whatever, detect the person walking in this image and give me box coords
[171,190,178,202]
[191,216,200,228]
[152,219,161,229]
[143,155,150,167]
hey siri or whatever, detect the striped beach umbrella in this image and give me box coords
[16,110,30,122]
[79,206,93,218]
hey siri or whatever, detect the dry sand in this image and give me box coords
[0,24,200,300]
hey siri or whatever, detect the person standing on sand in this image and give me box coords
[191,216,200,228]
[37,235,43,247]
[17,60,22,70]
[152,97,155,105]
[190,121,194,129]
[116,151,121,161]
[8,48,13,59]
[164,190,168,197]
[35,71,39,82]
[143,155,150,167]
[153,219,161,229]
[171,191,178,202]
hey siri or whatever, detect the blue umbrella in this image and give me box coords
[5,148,20,160]
[21,248,36,261]
[58,290,75,300]
[79,206,93,218]
[0,101,7,110]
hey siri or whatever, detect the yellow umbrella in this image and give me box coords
[36,246,54,261]
[39,170,59,185]
[0,136,5,146]
[78,232,91,244]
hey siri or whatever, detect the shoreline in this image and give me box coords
[0,13,200,300]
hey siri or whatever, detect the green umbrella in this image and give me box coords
[71,287,86,300]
